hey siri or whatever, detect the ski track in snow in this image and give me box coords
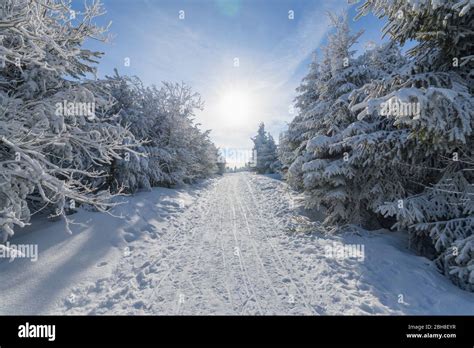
[60,173,474,315]
[2,173,474,315]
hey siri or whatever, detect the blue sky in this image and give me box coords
[77,0,390,165]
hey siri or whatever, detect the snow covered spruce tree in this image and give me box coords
[277,131,292,174]
[251,123,280,174]
[280,53,323,190]
[297,12,382,225]
[304,39,407,227]
[350,0,473,290]
[0,0,140,240]
[281,14,397,218]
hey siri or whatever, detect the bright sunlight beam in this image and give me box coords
[217,89,255,128]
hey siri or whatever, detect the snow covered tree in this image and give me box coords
[304,41,408,228]
[266,134,281,173]
[281,53,323,190]
[300,12,376,225]
[351,0,473,290]
[278,131,292,173]
[0,0,140,241]
[251,123,280,174]
[96,72,218,191]
[150,81,218,184]
[0,0,218,242]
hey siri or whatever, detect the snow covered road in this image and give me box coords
[1,173,473,315]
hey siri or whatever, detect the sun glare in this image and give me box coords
[218,90,254,127]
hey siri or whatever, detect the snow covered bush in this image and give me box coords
[95,71,218,191]
[0,0,218,242]
[0,0,141,241]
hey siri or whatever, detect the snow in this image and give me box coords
[1,173,473,315]
[0,184,198,314]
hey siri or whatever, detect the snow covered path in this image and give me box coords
[65,173,323,315]
[61,173,474,315]
[1,173,473,315]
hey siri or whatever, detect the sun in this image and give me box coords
[217,89,254,127]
